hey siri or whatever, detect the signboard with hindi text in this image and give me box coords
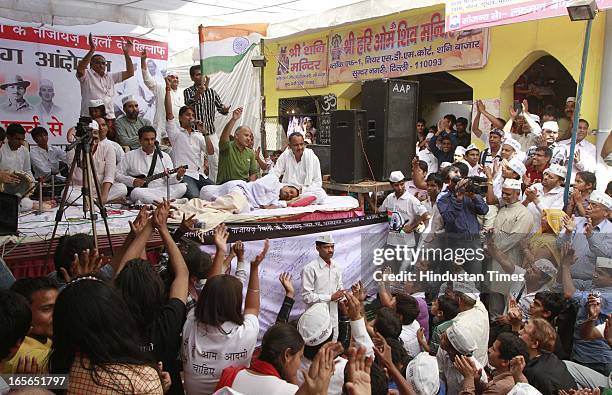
[276,38,329,90]
[0,23,168,144]
[445,0,612,32]
[327,10,489,84]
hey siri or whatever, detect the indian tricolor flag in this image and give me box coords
[198,24,268,75]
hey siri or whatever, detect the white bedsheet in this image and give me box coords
[14,196,360,242]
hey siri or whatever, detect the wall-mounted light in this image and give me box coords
[567,0,598,21]
[251,55,267,68]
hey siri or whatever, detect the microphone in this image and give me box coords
[154,140,164,157]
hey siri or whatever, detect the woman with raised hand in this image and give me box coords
[114,199,189,395]
[182,239,269,395]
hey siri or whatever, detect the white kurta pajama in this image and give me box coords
[65,139,127,204]
[199,173,287,212]
[301,257,343,341]
[116,148,186,203]
[271,148,326,203]
[166,120,210,181]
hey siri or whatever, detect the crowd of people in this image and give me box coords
[0,32,611,395]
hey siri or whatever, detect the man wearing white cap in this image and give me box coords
[463,144,484,177]
[140,49,184,141]
[405,352,440,395]
[559,118,596,181]
[34,79,62,119]
[301,234,343,341]
[523,163,566,234]
[558,190,612,290]
[115,95,152,150]
[525,121,567,166]
[77,34,134,119]
[378,171,429,269]
[453,145,467,164]
[557,96,576,141]
[502,102,543,152]
[436,321,488,395]
[485,156,526,207]
[488,178,534,316]
[501,137,525,162]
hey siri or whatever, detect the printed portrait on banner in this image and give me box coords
[0,24,168,144]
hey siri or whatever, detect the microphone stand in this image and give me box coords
[155,141,170,201]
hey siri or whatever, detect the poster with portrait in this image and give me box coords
[0,23,168,144]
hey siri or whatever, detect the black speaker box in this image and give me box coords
[330,109,367,183]
[362,79,419,180]
[309,144,331,175]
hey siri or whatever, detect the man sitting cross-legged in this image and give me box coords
[116,126,187,204]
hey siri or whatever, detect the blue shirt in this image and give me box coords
[437,190,489,235]
[571,287,612,364]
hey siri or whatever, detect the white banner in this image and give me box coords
[0,23,168,144]
[200,222,388,340]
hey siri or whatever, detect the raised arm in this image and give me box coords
[76,33,96,79]
[112,208,154,278]
[140,49,157,91]
[559,241,577,299]
[208,224,229,279]
[472,100,484,138]
[221,107,243,144]
[243,240,269,316]
[164,76,174,121]
[120,39,135,81]
[276,272,295,323]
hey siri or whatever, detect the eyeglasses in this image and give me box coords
[93,60,107,65]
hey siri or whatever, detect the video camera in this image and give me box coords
[66,116,95,152]
[75,116,94,140]
[451,175,489,196]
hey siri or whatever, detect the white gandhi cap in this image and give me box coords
[389,171,405,183]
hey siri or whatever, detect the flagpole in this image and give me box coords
[564,19,592,205]
[198,25,205,78]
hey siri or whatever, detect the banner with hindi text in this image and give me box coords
[276,37,329,90]
[0,23,168,144]
[445,0,612,32]
[327,10,489,84]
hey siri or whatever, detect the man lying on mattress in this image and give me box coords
[199,173,301,212]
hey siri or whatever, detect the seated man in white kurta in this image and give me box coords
[271,132,327,203]
[116,125,187,204]
[199,173,300,212]
[65,126,127,205]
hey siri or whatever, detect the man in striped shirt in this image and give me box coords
[183,65,229,136]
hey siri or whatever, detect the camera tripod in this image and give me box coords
[46,132,113,267]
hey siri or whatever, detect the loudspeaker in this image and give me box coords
[362,79,419,180]
[309,144,331,175]
[330,109,367,183]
